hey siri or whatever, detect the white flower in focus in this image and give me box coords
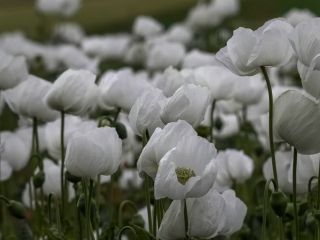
[216,19,294,75]
[146,41,186,70]
[3,75,59,122]
[45,69,98,115]
[137,120,197,179]
[157,188,247,239]
[65,127,122,178]
[154,134,218,200]
[273,89,320,154]
[161,84,211,127]
[129,88,166,136]
[133,16,163,38]
[0,51,28,90]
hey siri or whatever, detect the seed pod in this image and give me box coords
[113,122,127,139]
[33,171,45,188]
[270,191,288,217]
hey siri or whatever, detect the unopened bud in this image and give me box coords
[270,191,288,217]
[33,171,45,188]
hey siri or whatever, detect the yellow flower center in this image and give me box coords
[175,167,196,185]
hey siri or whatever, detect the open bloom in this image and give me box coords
[160,84,211,127]
[132,16,163,38]
[137,120,197,179]
[65,127,122,178]
[128,88,167,136]
[158,189,247,239]
[273,89,320,154]
[154,134,218,200]
[35,0,81,17]
[0,51,28,90]
[3,75,59,122]
[216,19,294,76]
[45,69,98,115]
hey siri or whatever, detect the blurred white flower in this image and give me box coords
[3,75,59,122]
[217,19,294,75]
[154,134,218,199]
[54,22,85,44]
[182,50,217,69]
[15,126,47,153]
[45,69,98,115]
[99,69,152,112]
[161,84,211,127]
[215,149,254,191]
[164,24,192,45]
[0,51,28,90]
[119,169,143,189]
[284,8,316,26]
[213,114,240,139]
[82,34,131,60]
[146,41,186,70]
[137,120,197,179]
[231,74,265,105]
[45,116,96,160]
[133,16,163,38]
[36,0,81,17]
[158,189,246,239]
[154,67,194,97]
[0,131,30,171]
[129,88,166,136]
[65,127,122,178]
[263,151,317,194]
[0,160,12,181]
[193,65,238,100]
[273,89,320,154]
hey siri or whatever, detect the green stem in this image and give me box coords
[317,153,320,209]
[60,111,65,220]
[293,148,299,240]
[95,176,100,239]
[262,179,276,240]
[117,226,138,240]
[209,99,216,143]
[279,217,284,240]
[144,175,152,233]
[0,195,10,204]
[118,200,138,226]
[260,66,279,190]
[183,199,189,240]
[152,200,157,236]
[48,194,53,224]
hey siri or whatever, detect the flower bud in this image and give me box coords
[8,200,26,219]
[33,171,45,188]
[270,191,288,217]
[131,214,145,228]
[113,122,127,140]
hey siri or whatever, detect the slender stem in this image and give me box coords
[183,199,189,240]
[260,66,279,190]
[152,200,157,235]
[88,179,95,240]
[118,200,138,226]
[292,148,299,240]
[32,118,41,169]
[317,154,320,209]
[48,194,53,224]
[209,99,216,143]
[96,176,100,239]
[144,175,152,233]
[262,179,276,240]
[60,111,65,219]
[0,195,10,204]
[279,217,284,240]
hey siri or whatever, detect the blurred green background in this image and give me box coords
[0,0,319,36]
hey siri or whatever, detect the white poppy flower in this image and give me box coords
[1,131,30,171]
[119,169,143,189]
[161,84,211,127]
[133,16,163,38]
[193,65,238,100]
[3,75,59,122]
[284,8,316,26]
[297,60,320,99]
[54,22,84,44]
[137,120,197,179]
[154,67,194,97]
[214,114,240,139]
[182,50,217,69]
[45,69,98,115]
[154,134,218,199]
[0,51,28,90]
[146,41,186,70]
[129,88,166,136]
[165,24,192,45]
[264,151,317,194]
[289,18,320,70]
[35,0,81,17]
[216,19,294,75]
[65,127,122,178]
[158,188,246,239]
[273,89,320,154]
[99,69,152,112]
[45,116,96,160]
[0,160,12,181]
